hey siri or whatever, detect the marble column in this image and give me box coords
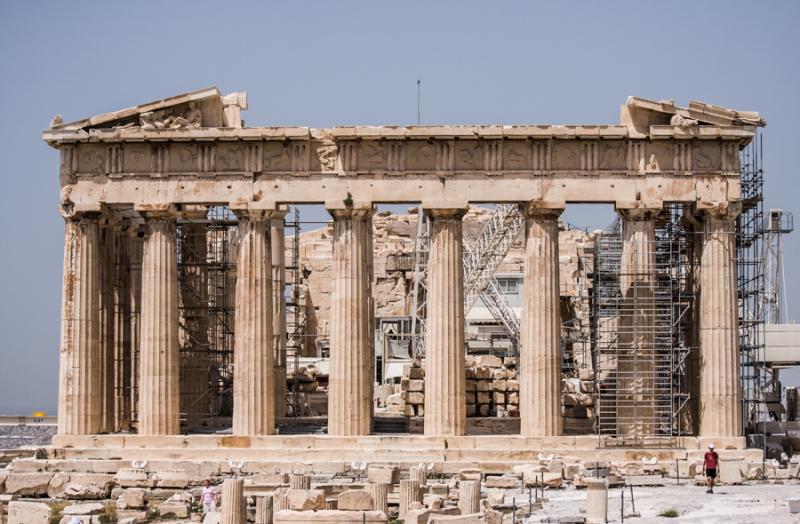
[365,483,388,516]
[520,205,563,436]
[57,213,102,435]
[233,211,275,435]
[398,479,421,519]
[99,222,115,432]
[271,211,288,418]
[221,478,246,524]
[327,206,374,436]
[138,211,180,435]
[458,480,480,515]
[424,208,467,436]
[698,204,742,437]
[127,231,143,426]
[617,206,658,437]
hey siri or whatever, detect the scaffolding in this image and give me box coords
[284,207,306,416]
[176,206,238,422]
[591,207,694,447]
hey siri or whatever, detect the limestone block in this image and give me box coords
[114,468,150,488]
[386,393,405,406]
[478,405,489,416]
[491,369,509,380]
[473,368,491,380]
[407,393,425,405]
[288,489,325,511]
[506,392,519,404]
[465,381,476,392]
[274,509,387,524]
[5,473,53,497]
[422,494,444,510]
[408,368,425,380]
[458,469,482,481]
[408,380,425,392]
[465,405,476,417]
[473,355,503,368]
[585,479,607,524]
[7,501,52,524]
[506,380,519,392]
[465,369,475,380]
[154,469,190,488]
[337,490,373,511]
[160,500,191,518]
[116,488,147,510]
[428,514,481,524]
[484,475,516,489]
[63,502,105,515]
[367,466,398,485]
[247,473,289,485]
[476,392,490,405]
[118,513,147,524]
[491,380,507,392]
[503,357,517,368]
[415,405,425,417]
[492,392,505,405]
[718,465,743,485]
[475,381,490,392]
[47,472,71,498]
[405,509,431,524]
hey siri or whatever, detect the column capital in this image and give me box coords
[521,200,564,218]
[230,201,281,221]
[176,204,209,221]
[616,201,662,221]
[326,202,375,220]
[695,200,742,220]
[424,207,468,220]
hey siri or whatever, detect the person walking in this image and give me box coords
[703,443,719,493]
[201,479,219,513]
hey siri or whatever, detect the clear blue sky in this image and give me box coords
[1,1,798,414]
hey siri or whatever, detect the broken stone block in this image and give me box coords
[423,494,444,510]
[429,514,481,524]
[7,501,52,524]
[247,472,289,485]
[407,392,425,405]
[473,368,491,380]
[473,355,503,368]
[63,502,105,515]
[5,473,53,497]
[47,472,71,498]
[506,380,519,392]
[114,468,150,488]
[287,489,325,510]
[485,491,504,506]
[159,500,191,518]
[116,488,147,510]
[386,393,405,406]
[274,510,387,524]
[154,469,190,489]
[458,469,482,481]
[484,475,517,489]
[408,367,425,380]
[405,508,431,524]
[524,471,562,488]
[718,464,743,485]
[337,490,373,511]
[367,466,399,485]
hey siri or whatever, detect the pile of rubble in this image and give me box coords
[466,355,519,418]
[561,371,595,420]
[378,359,425,417]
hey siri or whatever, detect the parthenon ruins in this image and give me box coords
[41,87,766,464]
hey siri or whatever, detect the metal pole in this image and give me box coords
[621,489,625,522]
[512,497,516,524]
[675,458,680,485]
[629,485,635,513]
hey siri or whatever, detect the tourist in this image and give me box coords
[201,479,219,513]
[703,443,719,494]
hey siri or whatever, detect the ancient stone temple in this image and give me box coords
[43,87,764,466]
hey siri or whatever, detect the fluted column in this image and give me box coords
[233,211,275,435]
[520,204,563,436]
[424,208,467,436]
[617,206,658,437]
[57,213,102,435]
[327,205,374,436]
[99,222,115,432]
[398,479,421,519]
[698,204,742,437]
[458,480,480,514]
[365,483,387,516]
[221,478,246,524]
[128,231,143,425]
[271,211,288,418]
[138,211,180,435]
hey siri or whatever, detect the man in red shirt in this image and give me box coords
[703,443,719,493]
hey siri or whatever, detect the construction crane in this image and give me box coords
[411,204,524,356]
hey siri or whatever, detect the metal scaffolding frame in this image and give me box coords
[176,206,238,421]
[591,206,694,447]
